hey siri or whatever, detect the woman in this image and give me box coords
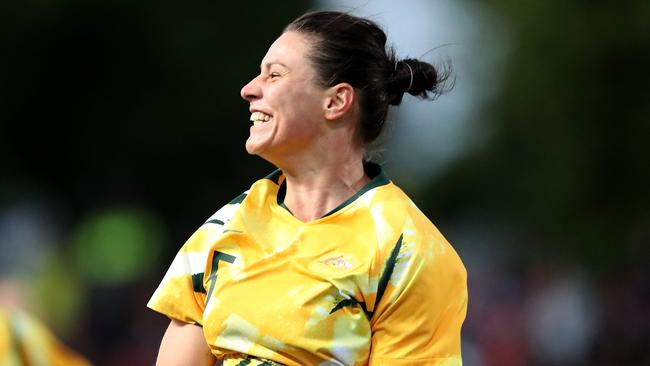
[149,11,467,366]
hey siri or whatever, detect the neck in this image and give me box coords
[274,149,370,222]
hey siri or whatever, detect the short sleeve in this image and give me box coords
[368,230,468,366]
[147,198,244,325]
[147,227,211,325]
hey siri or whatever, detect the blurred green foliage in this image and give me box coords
[422,0,650,274]
[29,254,85,336]
[69,207,166,285]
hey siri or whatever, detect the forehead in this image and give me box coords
[261,31,311,68]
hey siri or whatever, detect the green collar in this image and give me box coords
[266,162,390,219]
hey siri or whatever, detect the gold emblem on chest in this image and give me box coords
[318,255,353,269]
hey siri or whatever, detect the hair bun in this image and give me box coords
[387,58,453,106]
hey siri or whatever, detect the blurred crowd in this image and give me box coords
[2,0,648,365]
[1,194,647,365]
[460,244,648,365]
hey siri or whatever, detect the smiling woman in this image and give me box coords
[241,31,331,170]
[148,10,467,366]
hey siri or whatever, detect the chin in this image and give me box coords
[245,142,260,155]
[245,137,268,156]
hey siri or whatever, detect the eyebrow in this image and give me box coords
[261,61,288,70]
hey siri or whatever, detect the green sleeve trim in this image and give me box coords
[205,251,236,306]
[191,273,206,293]
[371,234,404,318]
[330,297,371,319]
[229,192,247,205]
[205,218,224,225]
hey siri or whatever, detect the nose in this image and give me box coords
[240,75,261,102]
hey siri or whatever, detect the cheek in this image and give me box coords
[266,79,324,135]
[289,86,323,116]
[274,78,321,107]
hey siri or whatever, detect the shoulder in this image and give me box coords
[192,169,282,237]
[214,169,282,211]
[367,183,467,343]
[180,192,247,253]
[364,181,437,238]
[369,182,466,279]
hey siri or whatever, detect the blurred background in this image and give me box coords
[1,0,648,365]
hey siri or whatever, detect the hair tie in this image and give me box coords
[394,60,414,93]
[404,63,414,92]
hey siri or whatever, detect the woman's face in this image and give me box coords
[240,31,328,161]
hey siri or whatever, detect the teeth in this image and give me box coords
[250,111,273,123]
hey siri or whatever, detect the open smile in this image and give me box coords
[250,111,274,126]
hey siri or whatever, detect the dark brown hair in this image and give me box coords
[286,11,452,146]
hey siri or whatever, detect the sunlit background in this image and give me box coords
[1,0,648,365]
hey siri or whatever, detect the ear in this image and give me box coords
[323,83,355,121]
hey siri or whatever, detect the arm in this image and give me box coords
[156,319,218,366]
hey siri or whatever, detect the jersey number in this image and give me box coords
[205,250,236,306]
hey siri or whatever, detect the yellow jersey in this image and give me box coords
[148,163,467,365]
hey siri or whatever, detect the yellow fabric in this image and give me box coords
[0,307,91,366]
[148,166,467,365]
